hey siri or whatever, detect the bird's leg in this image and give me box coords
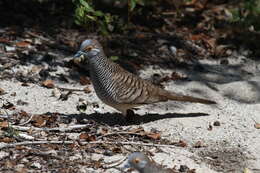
[125,109,136,122]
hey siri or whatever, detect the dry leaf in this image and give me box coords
[193,141,206,148]
[254,123,260,129]
[0,88,5,95]
[79,133,96,141]
[16,41,30,48]
[176,140,187,147]
[80,76,91,85]
[129,127,144,133]
[0,121,8,128]
[19,110,29,117]
[83,87,91,94]
[0,137,14,143]
[0,37,10,44]
[112,147,122,153]
[32,116,46,127]
[146,132,161,140]
[42,80,55,88]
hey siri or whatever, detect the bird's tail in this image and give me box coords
[164,91,216,104]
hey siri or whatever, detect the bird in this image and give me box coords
[124,152,177,173]
[74,39,216,117]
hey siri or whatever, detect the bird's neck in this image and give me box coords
[88,52,119,89]
[89,52,116,74]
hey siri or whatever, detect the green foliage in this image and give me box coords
[73,0,157,34]
[231,0,260,30]
[3,125,19,138]
[73,0,120,35]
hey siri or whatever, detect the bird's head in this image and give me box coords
[124,152,149,171]
[74,39,102,63]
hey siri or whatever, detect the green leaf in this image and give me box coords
[130,0,136,11]
[110,56,119,61]
[86,15,96,21]
[79,0,95,12]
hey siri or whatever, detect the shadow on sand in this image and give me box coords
[57,111,209,126]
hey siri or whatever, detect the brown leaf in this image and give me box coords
[83,87,91,94]
[16,41,30,48]
[146,132,161,140]
[129,127,144,133]
[112,147,122,153]
[175,140,187,147]
[0,37,10,44]
[5,160,15,169]
[0,137,14,143]
[79,133,96,141]
[80,76,91,85]
[21,83,30,87]
[193,141,206,148]
[0,121,9,128]
[254,123,260,129]
[19,110,29,117]
[42,80,55,88]
[32,116,46,127]
[0,88,6,95]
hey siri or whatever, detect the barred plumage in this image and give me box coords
[74,39,216,116]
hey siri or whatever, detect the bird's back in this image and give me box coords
[89,54,168,106]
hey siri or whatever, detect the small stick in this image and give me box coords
[12,124,90,132]
[0,140,177,149]
[97,132,144,140]
[19,114,34,126]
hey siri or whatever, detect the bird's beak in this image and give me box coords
[74,51,84,58]
[73,51,86,64]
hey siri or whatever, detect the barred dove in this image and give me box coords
[74,39,216,116]
[125,152,176,173]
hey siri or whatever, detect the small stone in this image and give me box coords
[52,88,61,98]
[0,88,5,95]
[0,151,9,160]
[31,162,41,169]
[5,46,15,52]
[213,121,221,126]
[179,165,189,172]
[170,46,177,56]
[220,59,229,65]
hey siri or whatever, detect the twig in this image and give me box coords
[57,87,85,92]
[97,132,144,140]
[19,114,34,126]
[12,124,90,132]
[26,31,53,43]
[0,140,177,149]
[26,31,75,53]
[103,157,127,169]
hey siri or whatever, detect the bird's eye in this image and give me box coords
[85,46,93,51]
[133,158,140,164]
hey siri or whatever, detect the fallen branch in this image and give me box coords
[0,140,177,149]
[12,124,90,132]
[97,132,144,140]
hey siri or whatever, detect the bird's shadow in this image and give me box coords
[59,112,209,126]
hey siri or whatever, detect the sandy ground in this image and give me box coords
[1,53,260,173]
